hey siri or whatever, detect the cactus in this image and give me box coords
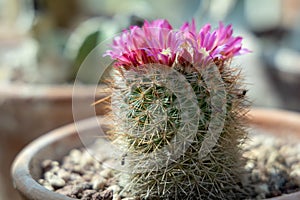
[104,19,250,199]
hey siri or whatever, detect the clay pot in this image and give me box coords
[0,84,109,200]
[11,108,300,200]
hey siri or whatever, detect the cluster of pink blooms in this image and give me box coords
[104,19,249,70]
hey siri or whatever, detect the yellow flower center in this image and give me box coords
[161,48,172,56]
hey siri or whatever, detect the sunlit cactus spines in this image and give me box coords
[104,19,250,199]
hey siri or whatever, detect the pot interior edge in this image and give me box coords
[29,133,82,181]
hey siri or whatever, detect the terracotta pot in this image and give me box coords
[11,108,300,200]
[0,84,109,200]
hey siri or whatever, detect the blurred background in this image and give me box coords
[0,0,300,199]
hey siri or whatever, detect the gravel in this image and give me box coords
[38,149,127,200]
[243,133,300,199]
[39,133,300,199]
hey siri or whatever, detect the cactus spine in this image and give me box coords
[105,19,250,199]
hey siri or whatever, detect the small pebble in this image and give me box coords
[41,159,52,170]
[70,149,82,164]
[72,164,83,174]
[52,161,59,167]
[44,171,54,180]
[44,184,54,191]
[48,176,66,188]
[92,176,106,190]
[57,169,70,181]
[80,151,94,167]
[100,169,113,179]
[245,161,255,171]
[69,173,82,181]
[82,173,93,182]
[107,185,120,193]
[41,180,54,191]
[285,156,298,166]
[38,179,46,185]
[290,169,300,185]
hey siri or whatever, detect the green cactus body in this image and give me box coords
[110,62,249,200]
[104,19,250,200]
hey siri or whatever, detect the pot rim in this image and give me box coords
[11,116,99,200]
[11,108,300,200]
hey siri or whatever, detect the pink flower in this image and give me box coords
[179,20,250,66]
[104,19,183,69]
[104,19,249,70]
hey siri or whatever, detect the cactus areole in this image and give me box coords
[104,19,250,199]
